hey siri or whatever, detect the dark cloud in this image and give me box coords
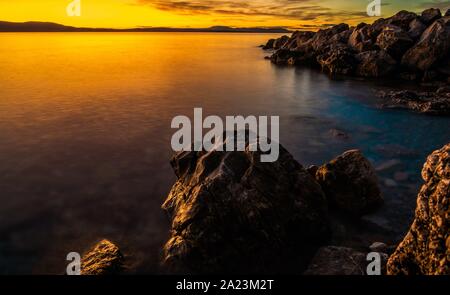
[135,0,368,21]
[416,0,450,10]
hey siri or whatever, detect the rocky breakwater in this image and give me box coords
[262,9,450,115]
[161,134,385,274]
[387,143,450,275]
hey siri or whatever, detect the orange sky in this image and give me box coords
[0,0,448,29]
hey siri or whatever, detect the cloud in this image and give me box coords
[135,0,368,21]
[416,0,450,10]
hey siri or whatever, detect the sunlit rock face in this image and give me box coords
[315,150,383,216]
[81,239,124,275]
[162,139,330,274]
[387,143,450,275]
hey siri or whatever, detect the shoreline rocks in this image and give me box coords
[387,143,450,275]
[81,239,124,275]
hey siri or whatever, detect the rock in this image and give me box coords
[420,8,442,25]
[376,25,413,60]
[446,9,450,17]
[270,48,293,65]
[380,90,450,115]
[387,10,418,31]
[370,242,388,253]
[317,44,357,75]
[348,23,373,52]
[310,23,349,51]
[283,31,315,50]
[437,86,450,94]
[402,17,450,71]
[304,246,368,275]
[387,143,450,275]
[262,38,275,50]
[408,18,427,40]
[81,239,124,275]
[356,50,397,77]
[162,137,330,274]
[394,171,409,182]
[273,35,289,50]
[330,29,353,44]
[315,150,383,216]
[329,128,350,139]
[307,165,319,177]
[384,178,398,187]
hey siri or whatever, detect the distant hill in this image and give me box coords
[0,21,291,33]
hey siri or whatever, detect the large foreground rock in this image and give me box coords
[387,143,450,275]
[81,239,124,275]
[162,139,330,274]
[315,150,383,216]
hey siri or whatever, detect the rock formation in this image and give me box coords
[387,143,450,275]
[81,239,124,275]
[161,137,330,274]
[314,150,383,216]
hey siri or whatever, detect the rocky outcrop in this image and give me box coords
[314,150,383,216]
[162,137,330,274]
[402,16,450,71]
[387,143,450,275]
[379,89,450,115]
[81,239,124,275]
[304,246,368,275]
[376,25,413,60]
[356,50,397,77]
[264,9,450,84]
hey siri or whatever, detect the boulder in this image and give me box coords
[420,8,442,25]
[387,10,418,31]
[356,50,397,77]
[315,150,383,216]
[283,31,315,50]
[310,23,349,51]
[446,9,450,17]
[348,23,373,52]
[402,17,450,71]
[408,18,427,40]
[376,25,413,60]
[304,246,388,275]
[273,35,289,50]
[317,44,357,75]
[262,38,275,50]
[81,239,124,275]
[162,137,330,274]
[387,143,450,275]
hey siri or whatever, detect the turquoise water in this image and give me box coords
[0,33,449,274]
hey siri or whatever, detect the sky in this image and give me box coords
[0,0,449,29]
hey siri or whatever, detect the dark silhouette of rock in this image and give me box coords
[379,89,450,115]
[315,150,383,216]
[273,35,289,50]
[408,18,427,40]
[376,25,413,60]
[348,23,373,52]
[446,9,450,17]
[402,17,450,71]
[317,44,357,75]
[262,39,275,50]
[283,31,315,50]
[81,239,124,275]
[420,8,442,25]
[310,23,349,51]
[387,143,450,275]
[356,50,397,77]
[387,10,418,31]
[162,138,330,274]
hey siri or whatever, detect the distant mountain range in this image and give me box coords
[0,21,291,33]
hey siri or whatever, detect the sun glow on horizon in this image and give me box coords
[0,0,447,30]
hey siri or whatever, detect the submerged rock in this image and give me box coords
[315,150,383,216]
[304,246,368,275]
[81,239,124,275]
[162,138,330,274]
[387,143,450,275]
[379,89,450,115]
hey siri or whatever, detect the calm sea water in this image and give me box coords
[0,33,449,274]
